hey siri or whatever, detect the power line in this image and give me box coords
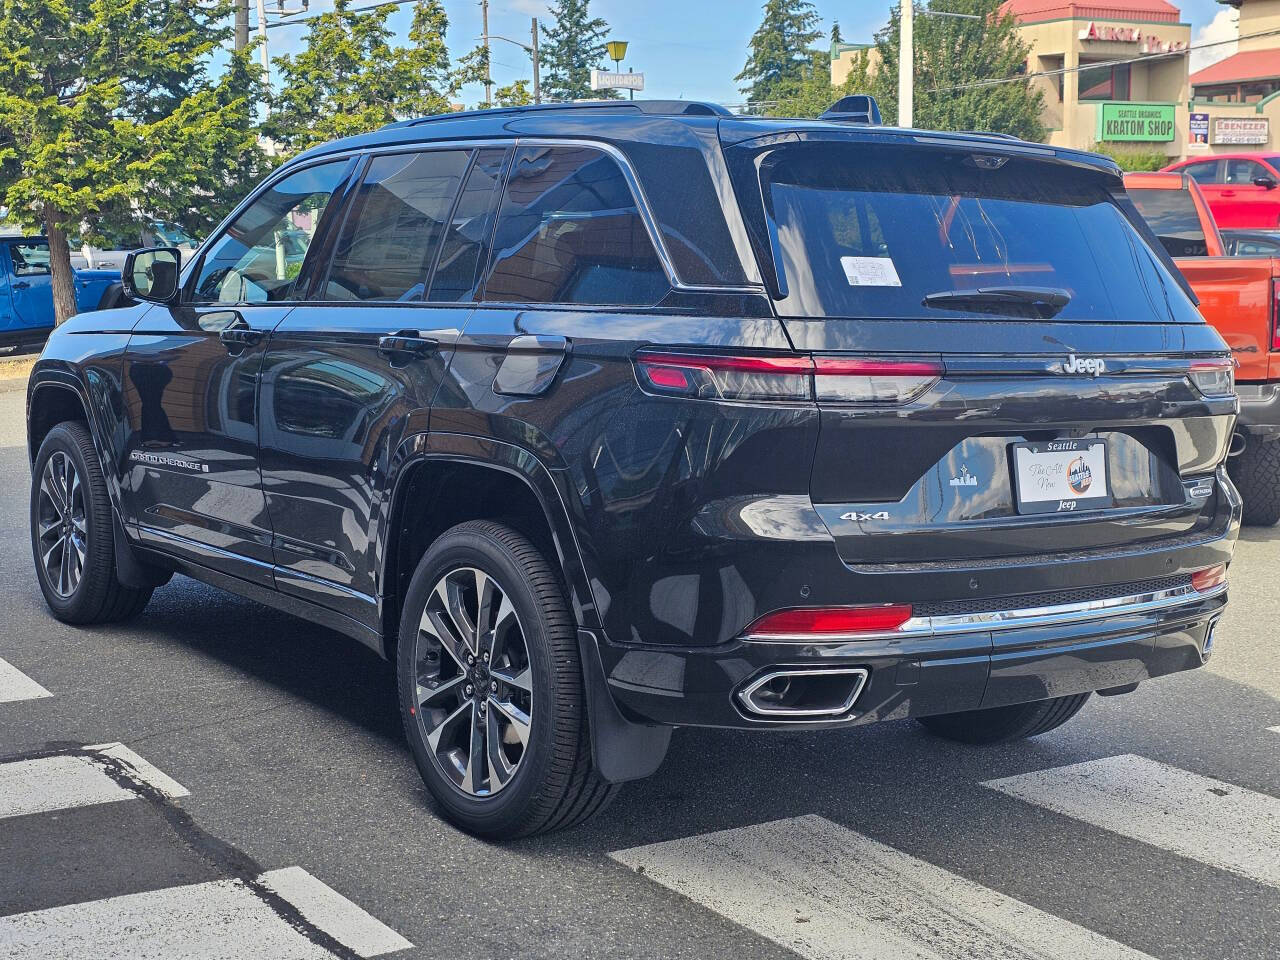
[262,0,421,30]
[926,21,1267,95]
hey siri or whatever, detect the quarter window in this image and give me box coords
[482,146,669,306]
[325,150,470,302]
[193,161,347,304]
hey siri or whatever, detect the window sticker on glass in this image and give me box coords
[841,256,902,287]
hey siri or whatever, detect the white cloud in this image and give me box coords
[1190,8,1238,74]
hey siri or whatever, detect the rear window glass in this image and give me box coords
[749,143,1200,323]
[1127,187,1209,257]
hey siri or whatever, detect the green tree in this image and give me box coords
[539,0,616,102]
[831,21,842,45]
[737,0,822,112]
[493,79,534,108]
[773,50,835,118]
[268,0,481,154]
[0,0,258,323]
[846,1,1045,141]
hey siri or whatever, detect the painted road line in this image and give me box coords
[984,754,1280,890]
[0,658,51,704]
[0,744,188,821]
[1269,726,1280,734]
[611,815,1154,960]
[0,868,412,959]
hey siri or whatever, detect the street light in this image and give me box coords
[605,40,632,99]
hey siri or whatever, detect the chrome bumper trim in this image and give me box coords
[744,582,1228,644]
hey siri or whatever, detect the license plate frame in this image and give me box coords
[1011,438,1113,515]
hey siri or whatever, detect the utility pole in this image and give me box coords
[898,0,913,127]
[531,18,541,104]
[234,0,250,51]
[256,0,271,75]
[481,0,493,106]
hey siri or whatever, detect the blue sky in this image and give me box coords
[260,0,1236,108]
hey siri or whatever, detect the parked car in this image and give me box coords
[27,101,1238,839]
[1161,153,1280,230]
[1,237,127,353]
[1126,171,1280,525]
[68,220,199,271]
[1221,229,1280,257]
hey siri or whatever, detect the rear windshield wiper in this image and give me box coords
[922,286,1072,319]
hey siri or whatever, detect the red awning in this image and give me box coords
[1191,50,1280,88]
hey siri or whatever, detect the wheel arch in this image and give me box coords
[27,377,92,465]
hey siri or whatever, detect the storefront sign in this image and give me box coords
[1212,117,1269,145]
[1190,112,1209,145]
[1077,21,1187,53]
[590,69,644,91]
[1097,102,1176,142]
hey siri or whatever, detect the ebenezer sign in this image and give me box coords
[1096,102,1176,142]
[1213,117,1269,146]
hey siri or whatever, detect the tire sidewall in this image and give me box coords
[30,423,108,619]
[397,527,573,835]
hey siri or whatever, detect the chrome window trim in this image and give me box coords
[232,137,766,299]
[736,667,869,718]
[744,581,1228,644]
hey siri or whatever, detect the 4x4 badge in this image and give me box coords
[840,510,891,522]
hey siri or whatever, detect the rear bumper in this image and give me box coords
[592,580,1229,730]
[1236,382,1280,439]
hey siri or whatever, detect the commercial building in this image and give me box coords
[830,0,1280,158]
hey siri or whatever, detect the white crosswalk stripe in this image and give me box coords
[0,867,412,959]
[610,814,1154,960]
[0,658,51,704]
[983,754,1280,890]
[0,743,188,820]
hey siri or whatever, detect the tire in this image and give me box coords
[916,693,1091,745]
[397,520,616,839]
[30,421,152,624]
[1227,437,1280,527]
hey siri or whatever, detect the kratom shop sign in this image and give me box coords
[1097,102,1176,142]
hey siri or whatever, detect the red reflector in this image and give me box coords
[1191,564,1226,592]
[636,351,814,374]
[814,357,944,377]
[644,365,692,390]
[745,604,913,637]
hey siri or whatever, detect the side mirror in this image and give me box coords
[1253,176,1277,189]
[122,247,181,303]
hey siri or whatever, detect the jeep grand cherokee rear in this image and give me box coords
[582,126,1237,751]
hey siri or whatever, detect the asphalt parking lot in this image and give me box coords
[0,381,1276,960]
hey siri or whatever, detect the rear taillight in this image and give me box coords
[635,352,942,404]
[1273,278,1280,350]
[1189,359,1235,399]
[743,604,914,639]
[1191,564,1227,592]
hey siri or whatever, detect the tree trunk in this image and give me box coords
[46,216,80,326]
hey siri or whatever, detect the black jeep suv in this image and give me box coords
[27,101,1239,838]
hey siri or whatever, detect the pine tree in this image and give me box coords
[539,0,617,102]
[0,0,261,323]
[737,0,822,111]
[831,21,842,45]
[844,1,1046,141]
[269,0,481,153]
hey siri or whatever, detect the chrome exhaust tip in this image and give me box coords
[736,667,869,719]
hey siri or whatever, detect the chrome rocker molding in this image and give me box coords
[743,581,1229,644]
[736,667,870,718]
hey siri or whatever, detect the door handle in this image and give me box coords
[219,327,264,348]
[378,331,438,360]
[11,281,30,290]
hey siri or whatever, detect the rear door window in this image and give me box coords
[428,148,508,303]
[742,141,1200,323]
[324,150,470,302]
[481,145,670,306]
[1127,187,1209,257]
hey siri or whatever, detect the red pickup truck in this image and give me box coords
[1126,171,1280,525]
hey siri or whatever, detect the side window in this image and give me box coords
[428,148,508,302]
[1226,159,1268,185]
[193,161,347,305]
[1185,161,1219,185]
[10,243,51,276]
[324,150,470,302]
[482,145,670,306]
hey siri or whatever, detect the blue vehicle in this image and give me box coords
[1,237,127,351]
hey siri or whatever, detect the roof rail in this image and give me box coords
[387,100,732,130]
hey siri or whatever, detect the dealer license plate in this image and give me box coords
[1012,439,1112,515]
